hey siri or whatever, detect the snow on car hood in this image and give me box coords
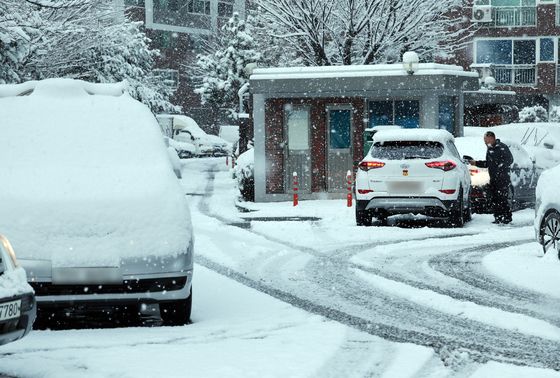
[0,79,192,267]
[0,267,33,298]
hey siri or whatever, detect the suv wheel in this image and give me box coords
[356,208,372,227]
[540,212,560,260]
[160,288,192,326]
[448,189,464,228]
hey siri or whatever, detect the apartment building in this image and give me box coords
[124,0,246,130]
[456,0,560,125]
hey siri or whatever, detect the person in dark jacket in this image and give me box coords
[469,131,514,224]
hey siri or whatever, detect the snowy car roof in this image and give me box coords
[372,129,454,144]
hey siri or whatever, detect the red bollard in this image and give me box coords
[226,156,229,166]
[293,172,299,207]
[346,170,353,208]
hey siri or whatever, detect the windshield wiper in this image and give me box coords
[404,156,430,160]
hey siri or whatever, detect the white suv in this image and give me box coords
[355,129,471,227]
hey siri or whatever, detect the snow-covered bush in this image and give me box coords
[234,147,254,201]
[194,13,262,118]
[518,105,548,123]
[549,106,560,123]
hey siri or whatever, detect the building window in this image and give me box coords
[369,100,420,129]
[286,108,310,151]
[153,69,180,91]
[540,38,555,62]
[329,110,352,149]
[188,0,211,15]
[218,0,234,17]
[475,39,537,86]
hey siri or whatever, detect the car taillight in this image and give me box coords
[359,161,385,171]
[357,189,373,194]
[425,160,456,171]
[439,189,457,194]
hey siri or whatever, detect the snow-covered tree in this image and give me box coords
[255,0,473,66]
[518,105,548,123]
[0,0,178,113]
[194,13,262,118]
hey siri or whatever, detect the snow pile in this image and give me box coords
[0,79,192,266]
[483,242,560,300]
[0,267,33,298]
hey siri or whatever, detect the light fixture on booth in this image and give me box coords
[402,51,419,76]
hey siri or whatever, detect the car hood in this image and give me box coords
[0,169,192,268]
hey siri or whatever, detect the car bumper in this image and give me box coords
[0,293,36,346]
[357,197,456,217]
[30,270,193,306]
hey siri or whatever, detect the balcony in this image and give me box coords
[487,7,536,27]
[493,65,536,86]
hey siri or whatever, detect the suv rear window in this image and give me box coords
[370,141,444,160]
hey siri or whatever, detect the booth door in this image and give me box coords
[284,106,311,194]
[327,108,353,192]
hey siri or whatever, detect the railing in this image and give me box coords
[491,7,536,27]
[557,65,560,86]
[493,65,536,86]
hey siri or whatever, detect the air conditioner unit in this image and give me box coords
[472,6,493,23]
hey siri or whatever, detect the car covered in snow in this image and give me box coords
[355,129,471,227]
[535,165,560,260]
[166,136,196,159]
[167,115,232,157]
[362,125,402,156]
[0,79,194,326]
[455,137,540,213]
[0,235,36,345]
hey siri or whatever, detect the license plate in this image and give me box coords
[389,181,422,194]
[0,300,21,322]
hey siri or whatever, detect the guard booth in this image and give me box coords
[250,63,480,202]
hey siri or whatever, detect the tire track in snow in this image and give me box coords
[191,161,560,371]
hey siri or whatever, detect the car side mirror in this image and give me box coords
[462,155,473,161]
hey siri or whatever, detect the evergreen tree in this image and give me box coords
[194,13,262,118]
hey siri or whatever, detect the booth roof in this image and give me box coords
[250,63,479,81]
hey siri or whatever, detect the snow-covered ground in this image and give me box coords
[2,157,560,377]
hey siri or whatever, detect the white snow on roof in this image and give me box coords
[0,79,192,266]
[373,129,454,144]
[251,63,479,81]
[0,78,128,98]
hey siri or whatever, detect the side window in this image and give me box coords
[447,141,461,159]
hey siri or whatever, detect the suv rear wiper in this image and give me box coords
[404,156,430,160]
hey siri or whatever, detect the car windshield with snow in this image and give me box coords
[0,79,194,326]
[0,235,35,346]
[355,129,471,227]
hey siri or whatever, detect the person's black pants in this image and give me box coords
[489,183,512,223]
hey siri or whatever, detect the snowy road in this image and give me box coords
[189,158,560,373]
[1,157,560,377]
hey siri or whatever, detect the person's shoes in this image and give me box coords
[492,219,502,224]
[502,218,512,225]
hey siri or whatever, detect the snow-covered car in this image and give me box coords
[355,129,471,227]
[455,137,540,213]
[0,235,36,345]
[172,115,232,157]
[166,136,196,159]
[535,165,560,260]
[0,79,194,326]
